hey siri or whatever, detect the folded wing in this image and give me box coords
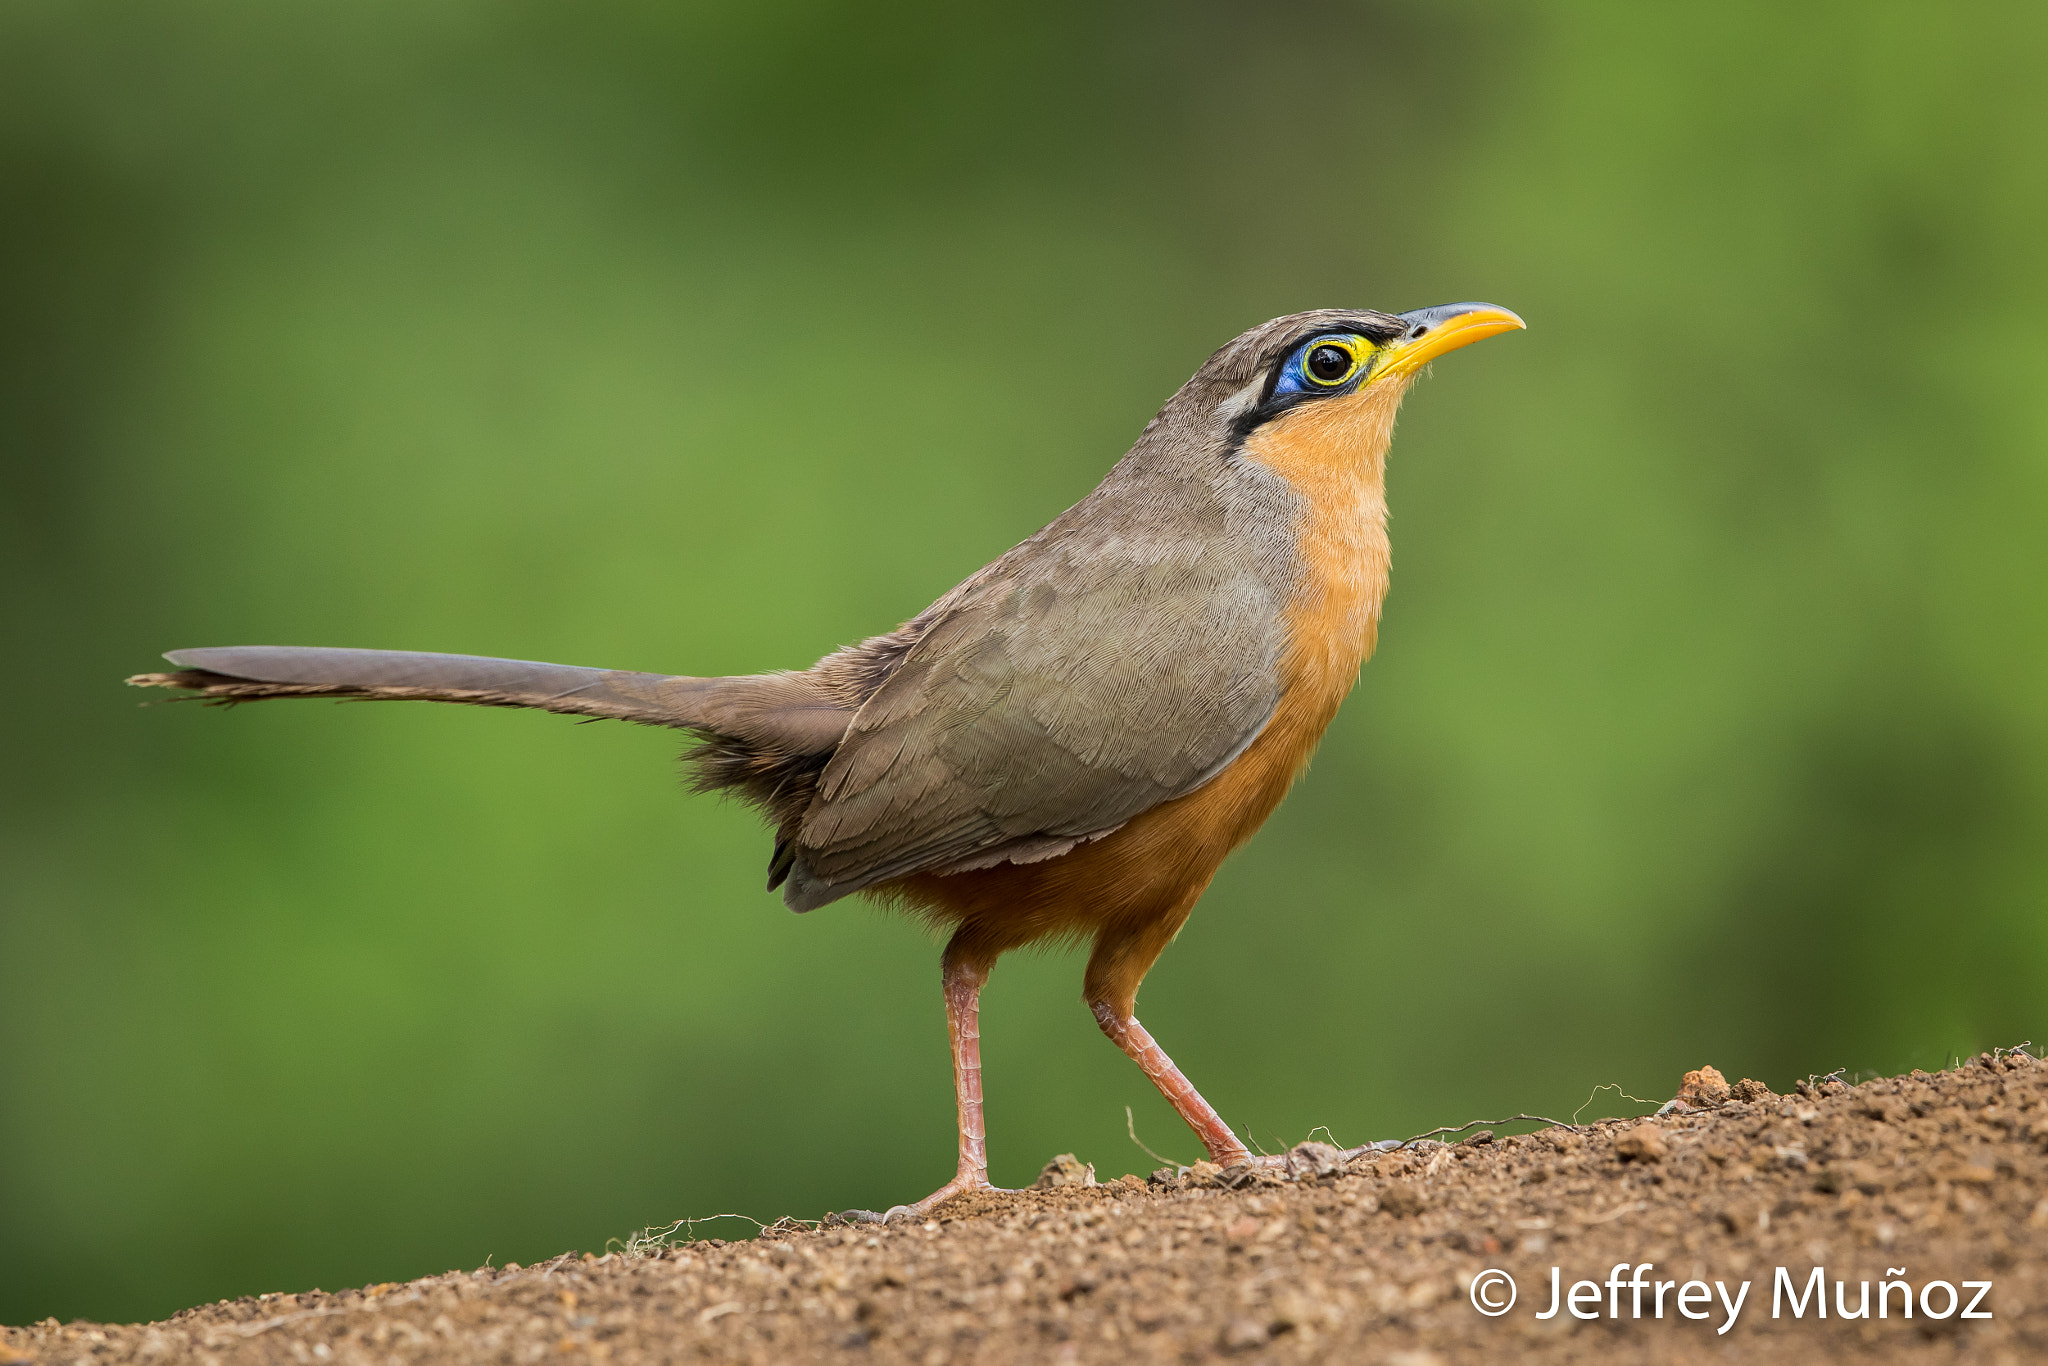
[782,550,1286,911]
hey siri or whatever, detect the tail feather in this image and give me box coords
[128,645,723,730]
[129,645,866,893]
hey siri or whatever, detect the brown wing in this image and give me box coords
[781,545,1286,911]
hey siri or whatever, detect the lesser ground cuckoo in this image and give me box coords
[132,303,1524,1218]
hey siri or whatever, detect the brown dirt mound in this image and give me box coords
[10,1053,2048,1364]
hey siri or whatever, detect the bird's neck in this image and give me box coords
[1240,382,1402,714]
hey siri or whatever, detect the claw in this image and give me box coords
[832,1209,887,1226]
[879,1171,1015,1224]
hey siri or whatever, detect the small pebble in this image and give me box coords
[1614,1123,1667,1163]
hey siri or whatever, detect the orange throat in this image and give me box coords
[1240,376,1402,732]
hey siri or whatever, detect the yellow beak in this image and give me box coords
[1373,302,1526,382]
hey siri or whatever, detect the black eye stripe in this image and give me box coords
[1242,321,1397,434]
[1270,316,1404,365]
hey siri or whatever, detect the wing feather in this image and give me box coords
[782,544,1286,910]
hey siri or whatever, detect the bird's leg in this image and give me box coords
[881,940,1009,1222]
[1084,915,1276,1169]
[1090,1002,1257,1167]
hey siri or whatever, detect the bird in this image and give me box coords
[129,302,1524,1219]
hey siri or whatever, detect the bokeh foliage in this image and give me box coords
[4,0,2045,1326]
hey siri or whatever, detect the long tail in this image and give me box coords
[128,646,728,729]
[129,644,862,861]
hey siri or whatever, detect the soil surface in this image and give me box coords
[10,1054,2048,1365]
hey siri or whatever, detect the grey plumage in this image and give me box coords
[152,646,711,726]
[131,309,1402,913]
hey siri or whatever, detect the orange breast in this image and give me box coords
[890,380,1404,990]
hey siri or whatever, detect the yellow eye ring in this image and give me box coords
[1301,336,1365,388]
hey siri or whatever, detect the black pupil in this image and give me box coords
[1307,344,1351,383]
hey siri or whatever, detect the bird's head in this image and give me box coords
[1157,303,1525,486]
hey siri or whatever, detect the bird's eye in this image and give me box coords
[1300,337,1363,388]
[1306,345,1351,382]
[1269,333,1372,401]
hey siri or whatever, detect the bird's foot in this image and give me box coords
[1204,1141,1400,1184]
[1203,1146,1295,1176]
[882,1170,1013,1224]
[1207,1152,1292,1186]
[833,1170,1015,1227]
[1224,1152,1291,1170]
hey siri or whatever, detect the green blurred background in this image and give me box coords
[4,0,2045,1327]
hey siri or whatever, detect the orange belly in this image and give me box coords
[887,379,1402,1006]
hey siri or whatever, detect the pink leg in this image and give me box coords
[1092,1002,1256,1166]
[882,945,1009,1221]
